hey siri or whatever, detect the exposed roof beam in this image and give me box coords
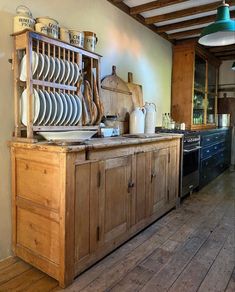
[219,55,235,60]
[168,28,202,39]
[214,50,235,56]
[130,0,189,15]
[156,10,235,32]
[209,44,235,52]
[145,0,235,24]
[107,0,170,41]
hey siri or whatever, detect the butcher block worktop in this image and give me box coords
[10,134,182,287]
[10,133,183,152]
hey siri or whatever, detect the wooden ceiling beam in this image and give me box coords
[145,0,235,24]
[107,0,170,42]
[214,50,235,56]
[209,44,235,53]
[156,10,235,33]
[168,28,202,40]
[130,0,189,15]
[219,55,235,60]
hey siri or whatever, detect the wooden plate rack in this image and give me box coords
[12,30,102,142]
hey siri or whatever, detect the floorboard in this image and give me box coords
[0,170,234,292]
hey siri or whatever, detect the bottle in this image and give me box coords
[162,113,166,128]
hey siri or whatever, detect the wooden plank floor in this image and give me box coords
[0,170,234,292]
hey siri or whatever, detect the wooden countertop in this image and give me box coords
[10,134,183,152]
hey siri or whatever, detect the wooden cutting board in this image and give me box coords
[126,72,144,107]
[100,66,134,121]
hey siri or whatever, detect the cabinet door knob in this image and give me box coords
[128,182,135,193]
[151,172,156,183]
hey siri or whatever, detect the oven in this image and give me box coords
[182,135,201,197]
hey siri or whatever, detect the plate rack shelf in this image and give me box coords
[12,30,102,142]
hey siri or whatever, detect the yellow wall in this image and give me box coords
[0,0,172,259]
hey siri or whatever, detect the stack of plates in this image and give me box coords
[20,51,80,85]
[20,88,82,126]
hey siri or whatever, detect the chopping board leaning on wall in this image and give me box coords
[100,66,134,122]
[126,72,144,107]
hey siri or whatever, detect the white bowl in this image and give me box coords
[38,130,97,141]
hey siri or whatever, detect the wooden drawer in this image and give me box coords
[16,159,60,210]
[17,208,60,264]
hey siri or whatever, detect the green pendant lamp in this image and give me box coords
[198,0,235,46]
[232,62,235,70]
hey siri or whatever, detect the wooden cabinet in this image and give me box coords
[10,137,181,288]
[172,41,221,130]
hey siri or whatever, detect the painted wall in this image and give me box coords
[219,60,235,98]
[0,0,172,259]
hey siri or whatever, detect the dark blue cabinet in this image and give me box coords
[199,128,231,189]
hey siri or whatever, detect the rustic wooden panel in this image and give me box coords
[16,159,60,210]
[17,208,60,264]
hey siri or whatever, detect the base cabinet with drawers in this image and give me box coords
[10,137,181,287]
[199,128,231,188]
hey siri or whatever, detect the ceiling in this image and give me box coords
[107,0,235,60]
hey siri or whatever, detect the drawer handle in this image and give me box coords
[25,164,29,170]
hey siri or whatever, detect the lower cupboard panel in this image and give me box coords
[15,244,60,280]
[16,207,60,264]
[74,200,176,276]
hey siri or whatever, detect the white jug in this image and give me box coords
[144,102,156,134]
[129,107,146,134]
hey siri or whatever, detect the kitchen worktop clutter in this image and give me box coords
[13,5,98,52]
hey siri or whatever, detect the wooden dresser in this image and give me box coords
[10,135,181,287]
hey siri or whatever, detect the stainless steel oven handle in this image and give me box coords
[183,146,202,153]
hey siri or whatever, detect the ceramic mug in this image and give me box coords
[35,23,48,35]
[60,27,70,43]
[84,31,98,52]
[69,30,84,47]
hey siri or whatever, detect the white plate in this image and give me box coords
[54,92,64,125]
[64,93,73,125]
[48,91,57,125]
[48,56,56,81]
[54,57,61,82]
[73,94,82,125]
[68,62,75,85]
[38,130,97,141]
[42,55,50,80]
[63,60,70,84]
[59,92,68,125]
[36,89,47,125]
[73,63,80,84]
[20,88,40,126]
[69,94,77,125]
[20,51,39,81]
[43,90,52,125]
[58,59,65,83]
[36,53,45,79]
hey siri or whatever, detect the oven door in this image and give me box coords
[183,146,201,176]
[182,146,201,197]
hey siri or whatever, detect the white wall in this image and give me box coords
[219,60,235,98]
[0,0,172,260]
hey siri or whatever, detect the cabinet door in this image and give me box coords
[168,146,179,203]
[150,148,168,214]
[132,152,151,225]
[74,161,100,263]
[98,156,132,245]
